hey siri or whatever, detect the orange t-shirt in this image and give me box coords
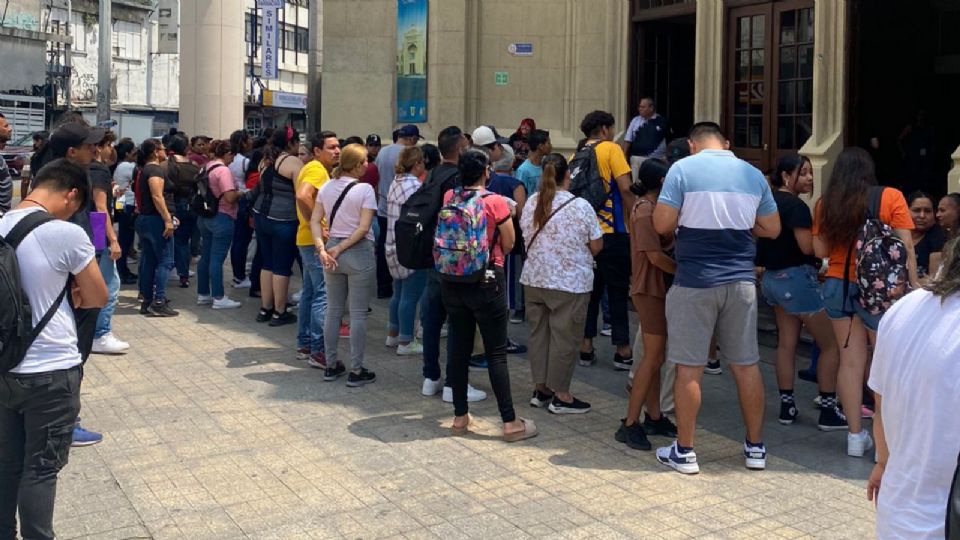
[812,187,914,280]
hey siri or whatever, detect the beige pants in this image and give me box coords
[630,324,676,414]
[525,286,590,394]
[629,155,649,184]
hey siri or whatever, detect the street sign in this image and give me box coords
[157,0,178,54]
[261,7,279,79]
[495,71,508,86]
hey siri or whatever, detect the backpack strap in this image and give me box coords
[329,181,358,230]
[526,195,578,252]
[866,186,884,220]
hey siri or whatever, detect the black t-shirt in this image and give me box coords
[137,163,175,216]
[432,163,460,192]
[914,225,946,278]
[756,191,819,270]
[89,162,114,213]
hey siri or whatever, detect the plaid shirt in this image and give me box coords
[385,173,423,280]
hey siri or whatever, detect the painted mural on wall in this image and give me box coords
[396,0,427,123]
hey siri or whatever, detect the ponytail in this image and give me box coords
[137,139,159,168]
[533,153,569,229]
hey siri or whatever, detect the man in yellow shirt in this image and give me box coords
[295,131,340,368]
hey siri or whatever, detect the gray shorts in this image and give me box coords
[665,282,759,367]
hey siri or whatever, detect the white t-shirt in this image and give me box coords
[113,161,136,207]
[868,288,960,540]
[229,154,250,192]
[316,177,377,242]
[0,207,95,374]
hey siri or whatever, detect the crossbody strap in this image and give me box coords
[329,181,358,229]
[526,195,578,251]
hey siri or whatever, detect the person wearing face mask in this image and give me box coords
[907,191,946,279]
[756,154,846,431]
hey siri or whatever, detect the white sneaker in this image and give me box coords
[289,290,302,304]
[422,378,442,396]
[440,324,448,338]
[385,335,399,348]
[91,333,130,355]
[232,278,252,289]
[189,270,196,277]
[416,325,423,340]
[847,430,874,457]
[397,341,423,356]
[442,385,487,403]
[743,441,767,470]
[197,295,213,305]
[212,297,242,309]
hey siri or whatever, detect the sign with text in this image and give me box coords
[507,43,533,57]
[262,90,307,109]
[157,0,179,54]
[257,0,285,7]
[261,6,279,79]
[396,0,428,123]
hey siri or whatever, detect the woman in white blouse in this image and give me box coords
[519,153,603,414]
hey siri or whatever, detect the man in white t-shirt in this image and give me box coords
[0,158,108,540]
[867,240,960,540]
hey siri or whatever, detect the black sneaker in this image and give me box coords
[578,349,596,367]
[269,310,297,327]
[346,368,376,387]
[615,420,652,451]
[548,396,591,414]
[613,353,633,371]
[256,308,274,323]
[817,406,848,432]
[139,301,151,315]
[704,360,723,375]
[148,301,179,317]
[323,363,346,381]
[779,400,799,425]
[179,277,190,288]
[529,390,553,408]
[643,414,678,438]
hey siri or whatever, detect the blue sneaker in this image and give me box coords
[468,354,488,371]
[656,441,700,475]
[743,441,766,470]
[71,425,103,447]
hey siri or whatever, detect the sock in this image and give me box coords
[676,444,694,454]
[820,392,838,409]
[745,438,764,448]
[779,389,795,403]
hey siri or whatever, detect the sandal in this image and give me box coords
[451,414,472,435]
[503,417,538,443]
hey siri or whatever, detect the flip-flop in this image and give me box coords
[451,414,471,435]
[503,418,538,443]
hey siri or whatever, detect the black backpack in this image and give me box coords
[0,211,69,373]
[395,166,459,269]
[190,164,224,218]
[568,143,610,212]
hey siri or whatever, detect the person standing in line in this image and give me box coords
[195,140,242,310]
[295,131,340,368]
[0,159,108,540]
[489,145,527,327]
[866,238,960,539]
[906,191,946,280]
[311,144,377,387]
[375,125,422,299]
[811,147,917,458]
[135,139,179,317]
[938,193,960,241]
[514,129,551,197]
[652,122,781,474]
[249,127,303,326]
[112,139,138,284]
[622,97,669,182]
[228,130,254,290]
[0,113,12,215]
[187,135,210,167]
[521,153,602,414]
[508,118,536,170]
[165,134,200,289]
[755,154,846,430]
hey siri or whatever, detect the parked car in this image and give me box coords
[1,132,36,177]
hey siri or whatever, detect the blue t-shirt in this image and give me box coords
[657,149,777,288]
[515,159,542,196]
[487,172,523,200]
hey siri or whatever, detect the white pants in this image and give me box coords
[629,324,676,414]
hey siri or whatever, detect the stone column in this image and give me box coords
[948,148,960,192]
[799,0,847,199]
[179,0,244,138]
[693,0,723,123]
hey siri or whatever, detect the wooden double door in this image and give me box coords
[726,1,815,172]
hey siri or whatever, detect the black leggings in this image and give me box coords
[585,233,632,346]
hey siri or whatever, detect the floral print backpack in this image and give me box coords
[433,189,496,283]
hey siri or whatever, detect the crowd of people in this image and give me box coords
[1,101,960,539]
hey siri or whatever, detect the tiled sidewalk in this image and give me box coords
[54,280,877,539]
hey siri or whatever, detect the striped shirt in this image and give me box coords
[385,173,423,280]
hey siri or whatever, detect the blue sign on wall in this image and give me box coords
[397,0,428,123]
[508,43,534,57]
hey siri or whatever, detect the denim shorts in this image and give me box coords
[760,265,825,315]
[253,213,298,277]
[821,277,882,332]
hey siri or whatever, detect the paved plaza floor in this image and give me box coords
[54,276,878,539]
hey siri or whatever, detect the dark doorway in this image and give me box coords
[850,0,960,198]
[629,14,696,142]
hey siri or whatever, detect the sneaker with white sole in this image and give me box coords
[656,441,700,475]
[385,335,399,348]
[529,390,553,408]
[197,295,213,305]
[442,385,487,403]
[547,396,591,414]
[289,290,302,305]
[397,341,423,356]
[212,297,242,309]
[847,430,874,457]
[422,378,442,396]
[232,277,252,289]
[743,441,767,470]
[91,333,130,355]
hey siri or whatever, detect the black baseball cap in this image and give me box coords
[49,123,106,156]
[666,138,691,165]
[397,125,424,140]
[366,134,382,146]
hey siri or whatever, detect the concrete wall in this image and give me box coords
[0,32,47,91]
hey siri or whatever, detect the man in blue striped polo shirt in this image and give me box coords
[652,122,781,475]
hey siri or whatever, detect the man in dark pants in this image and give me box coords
[0,159,108,540]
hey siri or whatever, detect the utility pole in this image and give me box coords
[96,0,111,123]
[306,0,322,133]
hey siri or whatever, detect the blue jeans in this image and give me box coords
[173,200,197,278]
[136,214,173,303]
[94,248,119,338]
[197,213,235,298]
[821,277,883,332]
[389,270,427,342]
[297,246,326,355]
[421,271,452,382]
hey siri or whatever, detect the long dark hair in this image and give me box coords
[773,154,811,189]
[137,139,161,168]
[533,153,569,229]
[817,147,877,249]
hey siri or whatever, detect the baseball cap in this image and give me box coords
[397,125,424,140]
[49,123,106,156]
[471,125,508,147]
[365,134,382,146]
[665,138,691,165]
